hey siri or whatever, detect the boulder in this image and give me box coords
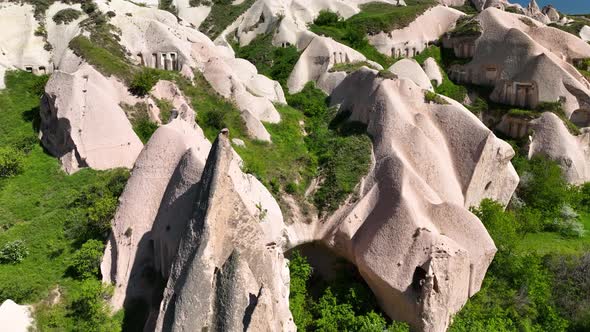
[388,58,434,91]
[529,112,590,184]
[423,57,443,87]
[40,64,144,173]
[525,0,550,24]
[154,130,294,331]
[541,5,560,22]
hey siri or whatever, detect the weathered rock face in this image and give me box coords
[0,3,52,88]
[369,6,464,59]
[529,112,590,185]
[525,0,550,24]
[423,57,443,87]
[40,64,144,173]
[287,35,382,94]
[317,68,518,332]
[541,5,560,22]
[0,300,33,332]
[447,8,590,116]
[581,25,590,42]
[101,117,211,319]
[154,131,294,332]
[388,58,434,91]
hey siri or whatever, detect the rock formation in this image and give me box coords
[581,25,590,42]
[423,57,443,87]
[0,3,52,88]
[101,116,211,318]
[369,6,464,59]
[529,112,590,184]
[388,58,434,91]
[0,300,33,332]
[40,63,144,173]
[446,8,590,116]
[287,35,382,94]
[318,68,518,331]
[154,130,294,331]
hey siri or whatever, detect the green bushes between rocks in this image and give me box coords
[53,8,82,25]
[289,250,410,332]
[67,239,104,279]
[129,68,161,97]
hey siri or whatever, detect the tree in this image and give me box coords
[68,240,105,279]
[68,279,121,332]
[129,69,159,97]
[289,251,314,330]
[0,240,29,264]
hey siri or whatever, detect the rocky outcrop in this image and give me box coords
[541,5,560,23]
[423,57,443,87]
[369,6,464,59]
[287,35,382,94]
[447,8,590,116]
[40,64,144,173]
[0,3,52,88]
[524,0,550,24]
[581,25,590,42]
[388,58,434,91]
[317,68,518,331]
[0,300,33,332]
[529,112,590,184]
[101,117,211,318]
[154,130,294,332]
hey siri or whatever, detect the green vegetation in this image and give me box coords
[449,152,590,331]
[310,6,418,68]
[0,71,125,330]
[447,16,481,38]
[289,250,410,331]
[233,31,301,88]
[121,102,160,143]
[0,240,29,264]
[0,147,25,178]
[199,0,256,39]
[67,240,104,279]
[329,61,378,73]
[69,35,132,80]
[159,0,178,15]
[424,90,449,105]
[129,68,161,97]
[414,46,468,102]
[451,2,478,15]
[347,1,435,35]
[155,98,173,123]
[549,15,590,36]
[53,8,82,25]
[505,102,580,135]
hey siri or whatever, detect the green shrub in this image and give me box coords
[289,251,314,330]
[0,240,29,264]
[314,10,341,26]
[424,91,449,105]
[133,118,159,143]
[68,240,104,279]
[68,280,121,331]
[199,0,256,39]
[129,69,160,97]
[53,8,82,25]
[0,147,25,178]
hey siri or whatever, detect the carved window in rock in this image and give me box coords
[484,66,498,85]
[25,66,33,73]
[38,66,46,75]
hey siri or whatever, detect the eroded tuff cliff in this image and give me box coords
[154,130,294,332]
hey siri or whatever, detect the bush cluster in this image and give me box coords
[0,147,25,178]
[52,8,82,25]
[0,240,29,264]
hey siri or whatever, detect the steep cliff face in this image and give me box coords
[154,130,294,332]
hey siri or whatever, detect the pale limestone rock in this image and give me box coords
[101,118,211,314]
[320,68,518,331]
[369,6,464,59]
[446,8,590,116]
[154,131,294,332]
[0,300,33,332]
[423,57,443,87]
[40,64,144,173]
[388,58,434,91]
[581,25,590,42]
[529,112,590,184]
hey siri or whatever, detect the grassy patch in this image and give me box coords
[447,16,481,38]
[233,31,301,89]
[199,0,256,40]
[69,35,133,82]
[328,61,378,73]
[424,90,449,105]
[516,213,590,255]
[346,0,436,35]
[414,46,468,102]
[53,8,82,25]
[0,71,124,330]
